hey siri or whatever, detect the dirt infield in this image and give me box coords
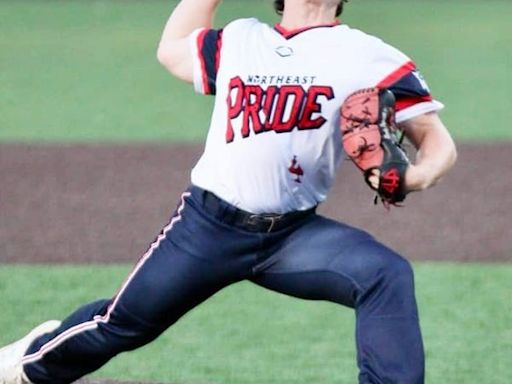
[0,143,510,264]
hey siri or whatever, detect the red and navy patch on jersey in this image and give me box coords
[378,61,433,111]
[197,29,223,95]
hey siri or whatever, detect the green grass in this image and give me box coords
[1,0,511,143]
[0,263,510,383]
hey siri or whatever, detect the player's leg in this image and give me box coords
[9,189,257,384]
[251,215,424,384]
[22,254,224,383]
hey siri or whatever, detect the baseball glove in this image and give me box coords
[340,87,410,206]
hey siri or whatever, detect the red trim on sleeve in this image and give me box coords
[395,95,433,112]
[215,30,223,72]
[377,61,416,88]
[196,29,210,94]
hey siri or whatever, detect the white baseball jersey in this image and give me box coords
[189,18,443,214]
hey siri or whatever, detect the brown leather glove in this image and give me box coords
[340,87,410,206]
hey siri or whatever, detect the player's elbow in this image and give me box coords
[156,43,174,69]
[156,40,193,83]
[444,134,458,171]
[448,140,457,168]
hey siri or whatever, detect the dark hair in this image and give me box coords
[273,0,347,17]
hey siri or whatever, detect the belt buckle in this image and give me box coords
[248,214,284,233]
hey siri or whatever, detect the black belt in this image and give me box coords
[200,189,316,233]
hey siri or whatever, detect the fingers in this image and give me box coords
[367,169,380,190]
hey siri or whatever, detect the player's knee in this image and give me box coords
[98,308,165,353]
[357,251,417,315]
[380,253,415,294]
[385,253,414,283]
[364,246,414,288]
[99,321,161,354]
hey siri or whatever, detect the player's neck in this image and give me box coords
[280,1,338,30]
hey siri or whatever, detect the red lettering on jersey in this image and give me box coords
[272,86,306,133]
[299,86,335,130]
[262,86,279,131]
[226,76,245,143]
[242,85,264,136]
[225,77,334,143]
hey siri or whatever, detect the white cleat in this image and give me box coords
[0,320,61,384]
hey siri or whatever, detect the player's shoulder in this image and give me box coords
[221,17,274,47]
[339,24,409,61]
[327,24,415,88]
[223,17,269,33]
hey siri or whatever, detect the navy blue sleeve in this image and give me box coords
[196,29,223,95]
[378,62,434,111]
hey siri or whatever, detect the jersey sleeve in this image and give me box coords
[370,40,444,123]
[189,28,223,95]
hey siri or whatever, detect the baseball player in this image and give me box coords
[0,0,457,383]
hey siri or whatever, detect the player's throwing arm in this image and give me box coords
[157,0,222,83]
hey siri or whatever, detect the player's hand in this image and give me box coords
[366,169,380,190]
[340,88,410,206]
[368,166,427,193]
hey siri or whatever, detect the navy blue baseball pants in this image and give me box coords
[23,185,424,383]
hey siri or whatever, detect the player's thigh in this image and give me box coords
[112,241,223,328]
[251,215,410,308]
[111,194,255,329]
